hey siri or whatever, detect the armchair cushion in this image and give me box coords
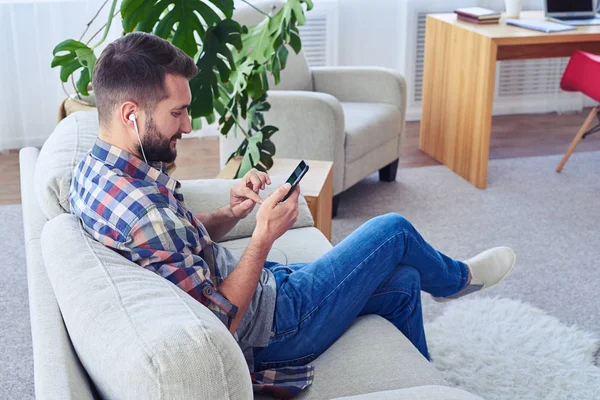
[312,67,407,112]
[342,102,403,163]
[233,1,312,92]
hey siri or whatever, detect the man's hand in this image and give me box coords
[230,168,271,219]
[253,183,300,245]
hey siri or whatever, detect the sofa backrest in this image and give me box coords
[233,0,314,92]
[34,111,99,220]
[41,214,253,399]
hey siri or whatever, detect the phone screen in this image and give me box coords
[280,160,309,202]
[286,161,308,186]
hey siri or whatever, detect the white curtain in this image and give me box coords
[0,0,123,151]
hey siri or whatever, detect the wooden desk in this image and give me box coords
[420,11,600,188]
[217,158,334,241]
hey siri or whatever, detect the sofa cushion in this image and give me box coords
[179,176,314,242]
[257,315,448,400]
[221,226,332,264]
[41,214,253,400]
[342,102,402,163]
[34,111,98,219]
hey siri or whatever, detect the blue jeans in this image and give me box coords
[252,213,469,371]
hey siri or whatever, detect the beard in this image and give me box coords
[136,117,182,164]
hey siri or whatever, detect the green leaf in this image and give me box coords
[50,53,75,68]
[76,68,91,96]
[236,131,262,177]
[238,139,258,178]
[254,163,267,173]
[74,48,96,68]
[205,112,216,125]
[51,39,95,91]
[260,125,278,140]
[191,117,203,130]
[189,19,243,118]
[220,117,235,135]
[120,0,235,59]
[52,39,88,55]
[277,45,289,69]
[289,25,302,53]
[59,60,82,82]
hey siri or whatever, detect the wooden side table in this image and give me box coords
[217,158,333,241]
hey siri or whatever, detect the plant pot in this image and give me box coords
[504,0,523,18]
[58,92,97,122]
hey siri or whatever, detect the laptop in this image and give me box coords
[545,0,600,25]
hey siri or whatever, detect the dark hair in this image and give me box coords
[93,32,198,126]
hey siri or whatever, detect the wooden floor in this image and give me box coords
[4,109,600,205]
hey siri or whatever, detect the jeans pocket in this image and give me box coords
[259,353,317,370]
[271,265,294,274]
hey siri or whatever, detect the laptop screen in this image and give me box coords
[547,0,594,13]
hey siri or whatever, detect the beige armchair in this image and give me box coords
[221,1,407,216]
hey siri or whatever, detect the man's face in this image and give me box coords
[136,74,192,164]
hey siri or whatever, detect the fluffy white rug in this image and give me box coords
[425,297,600,400]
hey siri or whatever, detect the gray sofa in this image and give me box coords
[220,1,407,215]
[19,111,482,399]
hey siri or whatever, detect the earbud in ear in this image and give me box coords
[128,113,137,121]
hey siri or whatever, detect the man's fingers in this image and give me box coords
[248,173,262,192]
[264,183,291,208]
[288,184,301,202]
[258,171,270,188]
[240,187,263,204]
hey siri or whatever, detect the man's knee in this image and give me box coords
[376,212,413,232]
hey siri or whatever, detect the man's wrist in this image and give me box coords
[225,204,241,221]
[250,227,273,251]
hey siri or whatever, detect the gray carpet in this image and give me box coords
[2,151,599,399]
[333,151,600,337]
[0,204,34,399]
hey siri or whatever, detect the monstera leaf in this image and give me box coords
[52,0,313,178]
[189,19,244,118]
[121,0,243,119]
[121,0,235,58]
[51,40,96,96]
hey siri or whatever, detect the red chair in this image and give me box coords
[556,50,600,172]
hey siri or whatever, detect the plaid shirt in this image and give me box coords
[69,139,313,398]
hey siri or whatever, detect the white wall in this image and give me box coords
[336,0,545,72]
[0,0,123,151]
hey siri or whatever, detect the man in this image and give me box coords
[70,32,516,398]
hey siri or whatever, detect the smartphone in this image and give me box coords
[280,160,309,203]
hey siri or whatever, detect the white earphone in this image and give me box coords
[129,113,148,164]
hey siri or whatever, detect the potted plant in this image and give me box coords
[51,0,312,178]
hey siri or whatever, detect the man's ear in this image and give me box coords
[120,101,139,132]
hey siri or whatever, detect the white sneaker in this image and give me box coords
[433,247,516,302]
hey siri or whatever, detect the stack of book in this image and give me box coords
[454,7,501,24]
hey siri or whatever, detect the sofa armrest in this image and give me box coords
[312,67,407,113]
[220,90,346,195]
[178,176,314,242]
